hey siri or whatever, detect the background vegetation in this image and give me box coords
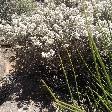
[0,0,112,112]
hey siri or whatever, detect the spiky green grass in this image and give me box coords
[41,1,112,112]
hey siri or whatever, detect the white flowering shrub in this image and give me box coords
[0,0,112,57]
[0,1,112,111]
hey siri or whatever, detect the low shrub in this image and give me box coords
[0,0,112,111]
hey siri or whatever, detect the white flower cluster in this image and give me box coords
[0,0,112,58]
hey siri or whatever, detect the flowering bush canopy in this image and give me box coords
[0,0,112,58]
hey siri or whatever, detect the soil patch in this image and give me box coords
[0,46,56,112]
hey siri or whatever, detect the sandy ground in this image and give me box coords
[0,47,56,112]
[0,47,15,80]
[0,101,41,112]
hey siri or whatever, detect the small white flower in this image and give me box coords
[44,0,49,3]
[49,49,55,56]
[0,24,4,29]
[41,49,55,58]
[63,44,69,48]
[69,15,75,21]
[61,21,66,27]
[12,19,19,25]
[53,24,61,31]
[41,52,48,58]
[19,22,27,29]
[58,13,63,20]
[46,38,54,45]
[29,36,37,40]
[43,36,49,41]
[34,40,42,46]
[75,32,80,40]
[21,30,27,35]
